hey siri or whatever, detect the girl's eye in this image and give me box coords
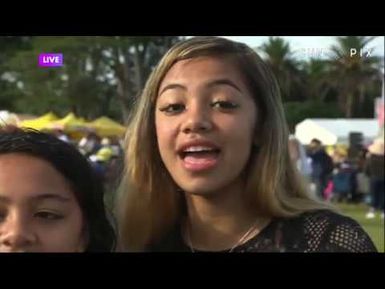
[0,212,6,223]
[159,104,185,114]
[35,211,64,221]
[211,101,239,110]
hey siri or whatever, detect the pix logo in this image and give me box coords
[38,53,63,67]
[349,48,373,58]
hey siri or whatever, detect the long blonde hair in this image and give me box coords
[117,36,334,251]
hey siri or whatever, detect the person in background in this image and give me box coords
[364,138,384,219]
[89,147,114,183]
[52,129,70,143]
[308,138,334,200]
[288,135,312,179]
[78,132,101,157]
[332,160,356,203]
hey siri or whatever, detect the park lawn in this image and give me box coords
[337,203,384,252]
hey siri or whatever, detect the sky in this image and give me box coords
[219,36,385,61]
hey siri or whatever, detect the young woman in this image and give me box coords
[0,125,116,252]
[117,37,377,252]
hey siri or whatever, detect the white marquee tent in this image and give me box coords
[295,118,380,146]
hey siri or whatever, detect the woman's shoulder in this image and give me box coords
[295,209,355,225]
[282,209,378,252]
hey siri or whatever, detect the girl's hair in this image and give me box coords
[117,36,333,251]
[0,125,116,252]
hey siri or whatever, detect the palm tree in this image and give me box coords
[301,59,334,102]
[328,36,383,118]
[258,37,302,101]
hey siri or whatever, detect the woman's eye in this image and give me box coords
[159,104,185,114]
[0,212,6,222]
[211,101,239,110]
[35,211,64,220]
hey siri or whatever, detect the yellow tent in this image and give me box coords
[20,112,58,130]
[47,112,89,132]
[45,112,93,141]
[88,116,126,137]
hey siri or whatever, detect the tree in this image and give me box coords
[258,37,303,101]
[328,36,383,118]
[0,36,33,111]
[284,101,344,132]
[300,59,335,103]
[108,36,182,119]
[1,36,182,121]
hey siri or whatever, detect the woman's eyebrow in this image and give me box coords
[206,79,242,93]
[31,194,72,203]
[159,79,242,96]
[0,194,71,204]
[159,84,187,96]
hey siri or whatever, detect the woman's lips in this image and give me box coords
[176,139,222,172]
[180,150,221,172]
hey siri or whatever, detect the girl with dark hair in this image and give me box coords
[0,125,116,252]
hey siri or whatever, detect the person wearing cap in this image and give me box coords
[89,147,114,183]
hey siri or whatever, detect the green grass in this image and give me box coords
[337,203,384,252]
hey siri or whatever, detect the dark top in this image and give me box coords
[149,210,377,252]
[309,149,334,178]
[364,154,385,180]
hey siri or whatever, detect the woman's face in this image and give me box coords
[155,56,258,196]
[0,153,87,252]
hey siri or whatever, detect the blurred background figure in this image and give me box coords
[289,135,313,178]
[100,136,123,157]
[355,148,370,203]
[0,111,20,126]
[331,160,356,203]
[89,144,123,211]
[78,132,101,157]
[364,138,384,219]
[288,135,313,195]
[52,129,70,143]
[101,137,111,148]
[89,147,113,183]
[308,138,334,200]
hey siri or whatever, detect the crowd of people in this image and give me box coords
[289,136,384,219]
[48,129,124,203]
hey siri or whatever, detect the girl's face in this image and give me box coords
[155,56,258,196]
[0,153,87,252]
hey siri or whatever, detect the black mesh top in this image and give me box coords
[150,210,378,252]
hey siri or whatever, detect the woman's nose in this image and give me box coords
[181,103,213,134]
[0,214,36,251]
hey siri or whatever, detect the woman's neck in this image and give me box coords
[183,182,269,251]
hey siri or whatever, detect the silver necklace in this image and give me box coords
[185,220,260,253]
